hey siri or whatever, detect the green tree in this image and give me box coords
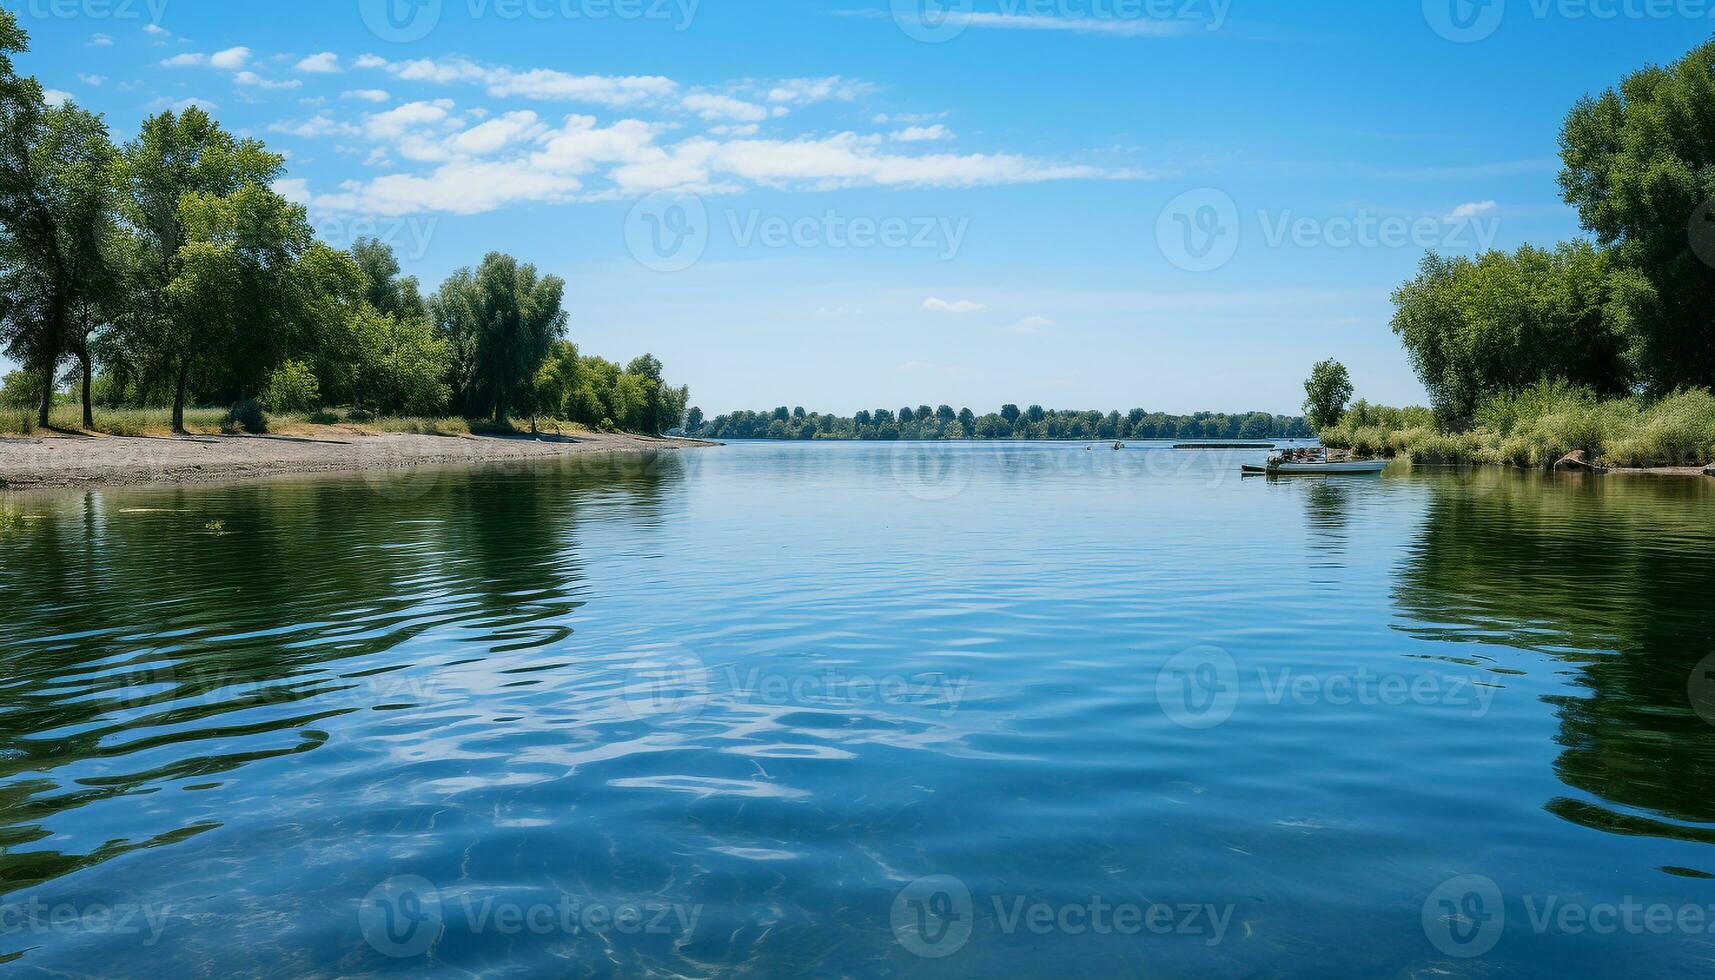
[685,405,704,431]
[350,237,426,323]
[433,253,565,423]
[1390,245,1630,425]
[1302,358,1355,432]
[117,107,287,429]
[1559,38,1715,390]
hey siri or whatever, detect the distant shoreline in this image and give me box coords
[0,429,718,491]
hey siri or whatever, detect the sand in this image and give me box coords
[0,428,718,491]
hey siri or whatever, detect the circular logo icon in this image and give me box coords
[889,443,977,502]
[621,645,710,725]
[1155,646,1240,729]
[359,0,443,43]
[1422,874,1504,958]
[891,875,973,958]
[1688,200,1715,270]
[364,459,444,502]
[1688,653,1715,726]
[1156,188,1241,273]
[625,193,709,273]
[891,0,976,43]
[110,656,176,710]
[360,875,444,958]
[1423,0,1505,43]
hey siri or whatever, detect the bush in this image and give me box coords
[0,409,36,436]
[224,399,268,435]
[264,360,321,414]
[346,407,375,423]
[0,370,42,409]
[308,409,340,424]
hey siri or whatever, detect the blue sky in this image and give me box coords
[11,0,1714,415]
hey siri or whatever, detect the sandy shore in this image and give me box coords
[0,429,718,490]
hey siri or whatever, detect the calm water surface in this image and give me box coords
[2,442,1713,977]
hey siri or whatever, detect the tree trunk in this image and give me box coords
[79,347,93,430]
[36,347,54,429]
[172,357,190,433]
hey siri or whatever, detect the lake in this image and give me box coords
[2,441,1713,977]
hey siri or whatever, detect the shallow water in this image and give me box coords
[1,442,1713,977]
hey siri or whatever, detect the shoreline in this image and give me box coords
[0,428,719,491]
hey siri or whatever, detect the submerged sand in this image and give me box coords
[0,429,718,491]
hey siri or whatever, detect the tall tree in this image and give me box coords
[0,14,118,427]
[1559,38,1715,390]
[117,107,285,430]
[433,253,566,423]
[1302,358,1355,432]
[351,237,426,323]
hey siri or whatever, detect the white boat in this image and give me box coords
[1241,452,1388,476]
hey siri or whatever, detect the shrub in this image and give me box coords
[264,360,321,414]
[0,370,42,409]
[346,407,375,423]
[0,409,36,436]
[223,399,268,435]
[308,409,340,424]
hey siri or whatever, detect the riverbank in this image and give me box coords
[0,427,718,490]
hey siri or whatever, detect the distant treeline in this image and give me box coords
[689,405,1313,441]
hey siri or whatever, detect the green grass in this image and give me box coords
[0,404,482,438]
[1322,383,1715,469]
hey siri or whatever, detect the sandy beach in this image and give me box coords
[0,428,718,491]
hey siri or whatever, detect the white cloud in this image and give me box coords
[235,71,302,91]
[168,97,217,112]
[273,177,312,206]
[271,115,361,138]
[923,298,987,314]
[78,74,106,87]
[1446,200,1497,220]
[143,24,170,37]
[342,89,391,103]
[210,47,252,70]
[682,93,768,122]
[295,52,341,74]
[891,125,952,142]
[445,110,547,156]
[43,89,72,107]
[1006,316,1056,334]
[162,53,206,67]
[365,99,457,139]
[948,12,1192,36]
[763,76,874,104]
[88,33,114,47]
[359,54,675,107]
[314,160,584,216]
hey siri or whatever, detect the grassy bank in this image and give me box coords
[1321,383,1715,469]
[0,404,592,439]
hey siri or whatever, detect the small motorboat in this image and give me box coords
[1242,449,1387,476]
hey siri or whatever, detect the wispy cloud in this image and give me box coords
[923,298,987,314]
[1445,200,1497,220]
